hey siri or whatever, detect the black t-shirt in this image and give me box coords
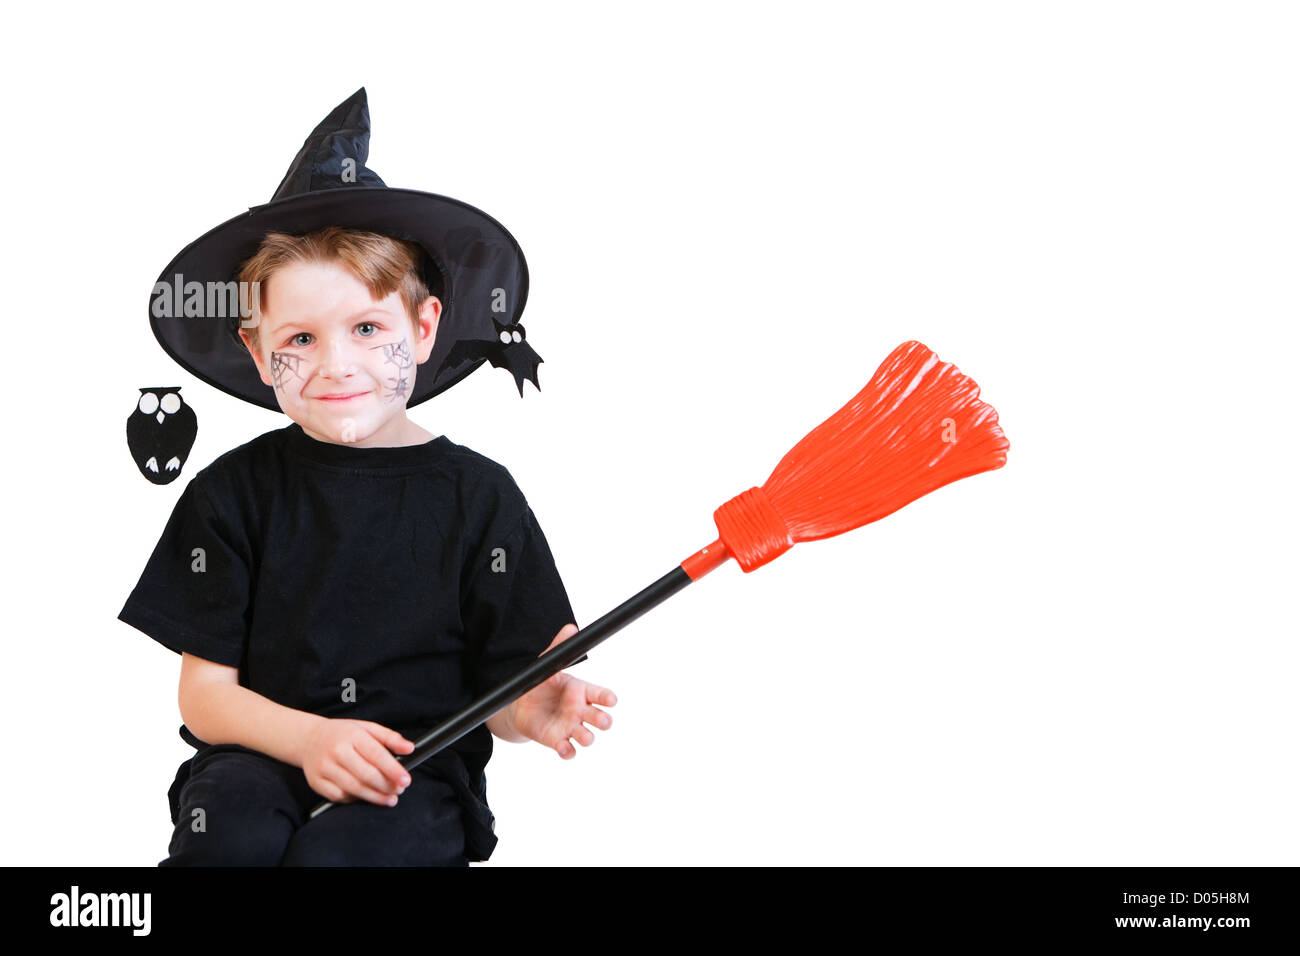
[118,422,577,861]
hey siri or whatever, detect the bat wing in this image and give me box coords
[443,338,496,369]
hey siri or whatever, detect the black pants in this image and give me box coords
[160,746,468,867]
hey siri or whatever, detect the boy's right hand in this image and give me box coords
[299,719,415,807]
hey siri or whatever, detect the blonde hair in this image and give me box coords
[238,227,435,352]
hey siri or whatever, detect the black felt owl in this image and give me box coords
[126,387,198,485]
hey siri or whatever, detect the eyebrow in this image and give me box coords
[265,307,393,339]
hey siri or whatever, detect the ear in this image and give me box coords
[413,295,441,364]
[239,328,273,388]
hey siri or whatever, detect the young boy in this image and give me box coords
[118,90,613,865]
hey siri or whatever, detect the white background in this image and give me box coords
[2,1,1296,866]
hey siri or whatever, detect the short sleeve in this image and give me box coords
[462,505,578,695]
[117,477,253,668]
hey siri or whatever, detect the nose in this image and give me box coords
[317,335,358,380]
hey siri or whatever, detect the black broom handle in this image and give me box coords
[309,564,696,818]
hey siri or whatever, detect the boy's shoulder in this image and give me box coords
[429,437,536,529]
[432,435,520,485]
[193,424,288,473]
[180,425,294,498]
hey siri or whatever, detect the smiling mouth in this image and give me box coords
[315,391,371,402]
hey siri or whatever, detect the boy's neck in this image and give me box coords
[299,414,436,448]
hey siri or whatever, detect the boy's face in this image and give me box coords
[239,259,440,446]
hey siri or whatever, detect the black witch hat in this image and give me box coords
[148,87,543,411]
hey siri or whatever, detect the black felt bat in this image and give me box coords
[444,318,543,396]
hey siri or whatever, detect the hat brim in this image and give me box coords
[149,187,529,412]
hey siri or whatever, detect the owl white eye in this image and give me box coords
[499,330,511,345]
[512,330,522,343]
[160,393,182,414]
[139,393,160,415]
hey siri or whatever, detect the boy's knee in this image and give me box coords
[282,781,467,866]
[163,811,294,866]
[161,750,301,866]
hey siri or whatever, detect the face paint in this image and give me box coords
[373,339,414,404]
[270,351,304,392]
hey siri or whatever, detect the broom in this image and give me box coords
[309,339,1009,818]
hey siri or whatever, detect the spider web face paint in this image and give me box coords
[372,339,414,403]
[270,351,304,392]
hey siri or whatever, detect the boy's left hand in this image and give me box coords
[511,624,617,758]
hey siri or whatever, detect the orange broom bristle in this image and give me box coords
[686,341,1009,576]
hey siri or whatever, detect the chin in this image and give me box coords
[290,410,362,444]
[332,414,375,445]
[339,412,405,445]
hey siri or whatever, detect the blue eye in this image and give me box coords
[357,322,378,336]
[292,332,313,347]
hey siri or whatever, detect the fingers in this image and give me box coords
[307,773,350,804]
[309,759,395,806]
[368,722,415,755]
[584,683,618,708]
[303,720,416,807]
[318,763,401,807]
[553,705,614,758]
[343,738,408,801]
[332,738,409,806]
[554,725,594,757]
[582,705,613,731]
[308,762,408,808]
[354,732,412,792]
